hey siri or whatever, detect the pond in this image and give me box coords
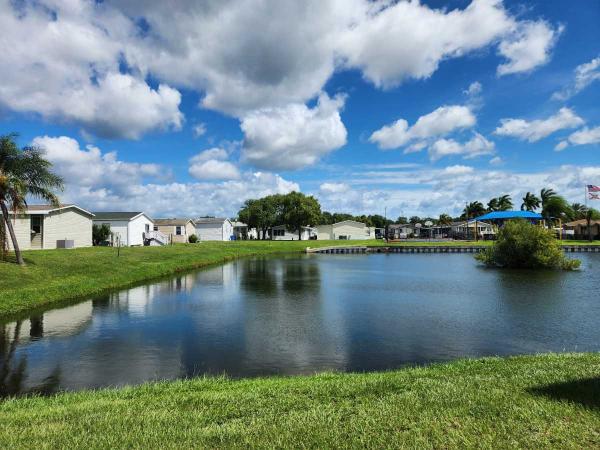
[1,253,599,396]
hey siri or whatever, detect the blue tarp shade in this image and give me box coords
[473,210,543,221]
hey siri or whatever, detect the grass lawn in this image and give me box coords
[0,353,598,448]
[1,239,599,318]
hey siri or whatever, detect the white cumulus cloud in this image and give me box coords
[552,56,600,101]
[241,93,347,170]
[497,21,563,76]
[428,133,495,161]
[370,105,476,150]
[189,148,241,180]
[495,107,584,142]
[555,126,600,151]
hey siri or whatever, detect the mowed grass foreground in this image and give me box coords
[0,353,598,448]
[0,239,598,318]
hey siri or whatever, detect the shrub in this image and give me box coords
[476,220,580,270]
[188,234,198,243]
[92,224,111,246]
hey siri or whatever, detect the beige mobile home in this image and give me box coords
[153,218,196,243]
[315,220,374,240]
[1,204,93,250]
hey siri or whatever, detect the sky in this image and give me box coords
[0,0,599,220]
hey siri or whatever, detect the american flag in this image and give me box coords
[588,185,600,192]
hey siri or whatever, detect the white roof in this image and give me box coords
[5,204,94,217]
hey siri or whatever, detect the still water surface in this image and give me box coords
[1,253,599,396]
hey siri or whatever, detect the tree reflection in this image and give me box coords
[0,318,62,397]
[240,258,278,295]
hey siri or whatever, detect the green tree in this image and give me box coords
[497,194,513,211]
[570,203,587,220]
[521,192,541,211]
[409,216,422,224]
[542,195,573,228]
[438,213,453,226]
[281,192,321,240]
[476,220,579,270]
[584,207,600,242]
[396,216,408,224]
[487,198,499,212]
[319,211,334,225]
[92,224,111,246]
[238,195,282,240]
[540,188,557,207]
[367,214,391,228]
[0,134,63,265]
[462,201,486,219]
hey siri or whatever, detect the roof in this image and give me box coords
[194,217,230,225]
[3,204,94,217]
[93,211,147,221]
[565,219,600,227]
[452,220,493,227]
[473,210,542,221]
[154,218,194,226]
[316,220,367,228]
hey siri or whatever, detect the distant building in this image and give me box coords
[450,221,495,239]
[194,217,234,241]
[271,225,316,240]
[232,221,258,240]
[93,212,155,246]
[315,220,374,240]
[153,218,196,243]
[1,204,93,250]
[564,219,600,240]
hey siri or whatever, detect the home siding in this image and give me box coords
[195,223,221,241]
[315,225,332,240]
[43,209,92,249]
[128,216,153,246]
[331,223,370,240]
[223,220,233,241]
[4,215,32,251]
[94,220,129,245]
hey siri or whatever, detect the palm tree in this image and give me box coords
[541,195,573,229]
[487,197,499,212]
[497,194,513,211]
[571,202,587,220]
[540,188,557,207]
[438,213,453,226]
[462,201,486,219]
[521,192,541,211]
[0,134,63,265]
[584,207,600,242]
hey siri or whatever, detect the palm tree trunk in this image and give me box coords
[298,228,302,240]
[0,200,25,266]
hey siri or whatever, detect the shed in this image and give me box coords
[194,218,234,241]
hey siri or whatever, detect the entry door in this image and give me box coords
[30,215,43,249]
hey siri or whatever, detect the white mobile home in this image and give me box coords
[2,204,93,250]
[271,225,315,241]
[93,212,155,246]
[194,218,234,241]
[315,220,374,240]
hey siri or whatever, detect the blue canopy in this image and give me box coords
[473,210,543,221]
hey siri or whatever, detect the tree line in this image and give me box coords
[237,192,396,240]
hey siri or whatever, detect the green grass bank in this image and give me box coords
[0,239,598,318]
[0,353,598,448]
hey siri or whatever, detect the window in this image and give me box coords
[31,216,42,234]
[176,226,182,236]
[145,224,150,233]
[153,225,158,231]
[273,229,285,237]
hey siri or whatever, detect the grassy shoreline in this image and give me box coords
[0,239,598,319]
[0,353,598,447]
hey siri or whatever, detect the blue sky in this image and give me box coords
[0,0,599,219]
